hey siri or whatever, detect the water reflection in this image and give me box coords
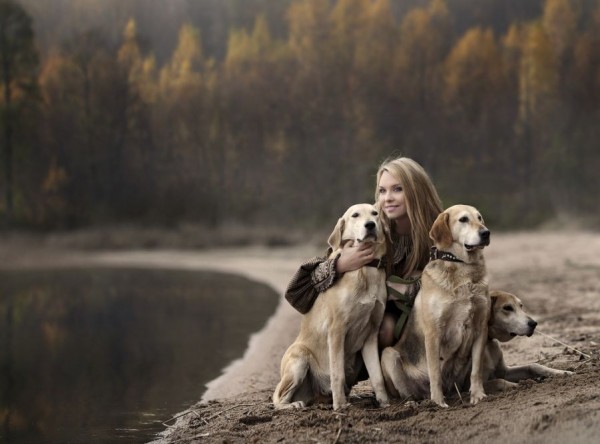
[0,268,278,443]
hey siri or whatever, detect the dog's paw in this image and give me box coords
[274,400,306,410]
[333,402,351,411]
[431,394,448,408]
[469,391,487,405]
[377,397,390,408]
[290,401,306,409]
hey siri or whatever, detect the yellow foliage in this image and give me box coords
[444,27,502,120]
[287,0,331,61]
[42,161,68,194]
[159,23,204,93]
[542,0,578,59]
[117,18,157,103]
[518,22,560,125]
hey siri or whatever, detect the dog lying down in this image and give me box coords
[481,290,573,392]
[273,203,389,410]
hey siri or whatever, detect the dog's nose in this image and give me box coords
[365,221,376,230]
[528,319,538,330]
[480,229,490,240]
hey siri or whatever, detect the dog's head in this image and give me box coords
[488,290,538,342]
[328,203,387,257]
[429,204,490,262]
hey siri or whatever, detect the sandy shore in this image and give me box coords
[2,232,599,443]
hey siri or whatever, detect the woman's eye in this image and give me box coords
[503,305,514,312]
[459,216,468,223]
[352,213,359,218]
[394,187,403,192]
[378,188,385,194]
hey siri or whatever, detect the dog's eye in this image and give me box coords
[503,305,514,312]
[459,216,468,223]
[351,213,359,218]
[371,211,378,216]
[477,214,483,221]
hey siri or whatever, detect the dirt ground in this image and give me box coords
[2,231,599,443]
[155,232,600,444]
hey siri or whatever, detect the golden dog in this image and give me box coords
[381,204,491,407]
[273,204,389,410]
[482,290,573,391]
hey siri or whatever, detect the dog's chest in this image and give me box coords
[441,285,488,358]
[339,269,386,351]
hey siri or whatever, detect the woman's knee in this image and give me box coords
[378,314,397,349]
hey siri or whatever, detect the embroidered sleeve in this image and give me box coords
[284,251,340,314]
[311,254,340,293]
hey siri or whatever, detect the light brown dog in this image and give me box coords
[382,289,572,402]
[482,290,573,391]
[381,204,491,407]
[273,204,389,410]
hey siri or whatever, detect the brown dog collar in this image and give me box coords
[429,246,464,263]
[365,258,385,269]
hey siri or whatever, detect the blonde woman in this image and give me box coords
[285,156,443,348]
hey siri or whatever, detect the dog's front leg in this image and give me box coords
[469,323,488,405]
[361,330,390,407]
[424,328,448,408]
[504,363,573,382]
[328,326,348,410]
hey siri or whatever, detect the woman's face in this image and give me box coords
[378,170,408,222]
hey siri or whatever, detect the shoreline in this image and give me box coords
[2,232,600,442]
[0,242,320,403]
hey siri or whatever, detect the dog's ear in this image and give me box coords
[429,212,452,248]
[327,216,345,249]
[489,291,499,322]
[490,291,499,308]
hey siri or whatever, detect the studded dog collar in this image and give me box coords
[429,246,464,263]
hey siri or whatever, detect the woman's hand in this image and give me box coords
[335,241,375,273]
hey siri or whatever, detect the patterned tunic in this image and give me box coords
[284,235,418,315]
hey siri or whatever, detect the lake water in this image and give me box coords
[0,268,279,443]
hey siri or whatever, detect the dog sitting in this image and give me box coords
[273,204,389,410]
[381,204,491,407]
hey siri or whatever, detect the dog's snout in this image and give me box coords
[365,221,376,230]
[480,229,490,240]
[528,319,538,329]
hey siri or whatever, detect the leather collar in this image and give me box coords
[365,258,385,269]
[429,246,464,263]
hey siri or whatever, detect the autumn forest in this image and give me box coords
[1,0,600,230]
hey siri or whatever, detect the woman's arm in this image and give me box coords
[284,252,340,314]
[285,242,376,314]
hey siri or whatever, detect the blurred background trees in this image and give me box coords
[2,0,600,231]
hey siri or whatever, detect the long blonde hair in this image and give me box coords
[374,156,443,276]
